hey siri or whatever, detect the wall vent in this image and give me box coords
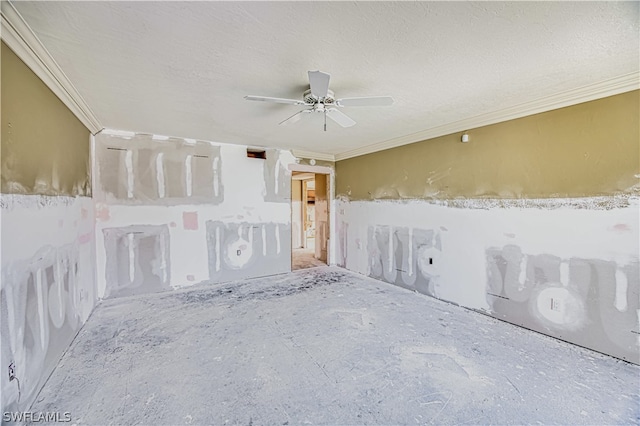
[247,149,266,159]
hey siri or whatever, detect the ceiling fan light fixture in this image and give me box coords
[244,70,394,131]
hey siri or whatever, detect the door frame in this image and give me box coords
[289,163,334,266]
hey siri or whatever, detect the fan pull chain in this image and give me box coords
[324,110,327,132]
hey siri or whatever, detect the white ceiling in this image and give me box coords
[10,1,639,160]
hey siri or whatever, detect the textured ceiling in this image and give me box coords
[11,1,639,159]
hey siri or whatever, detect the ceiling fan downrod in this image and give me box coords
[324,109,327,132]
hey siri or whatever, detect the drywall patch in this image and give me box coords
[93,131,297,295]
[95,132,224,205]
[206,221,291,282]
[368,225,397,284]
[263,149,290,203]
[367,225,442,297]
[99,145,129,200]
[103,225,171,298]
[2,248,75,412]
[338,197,639,363]
[2,197,95,371]
[337,221,349,268]
[486,246,639,363]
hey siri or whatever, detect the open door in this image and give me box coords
[291,171,329,270]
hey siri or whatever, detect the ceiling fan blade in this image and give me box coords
[245,95,306,105]
[279,109,312,126]
[308,70,331,99]
[326,108,356,128]
[336,96,394,107]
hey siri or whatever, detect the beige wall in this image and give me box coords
[315,173,328,262]
[336,90,639,200]
[292,178,303,201]
[1,42,91,196]
[291,179,303,249]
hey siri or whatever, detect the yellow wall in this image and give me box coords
[1,42,91,196]
[336,90,639,200]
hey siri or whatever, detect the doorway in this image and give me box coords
[292,171,329,270]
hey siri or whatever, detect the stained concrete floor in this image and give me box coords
[292,247,326,270]
[32,267,639,425]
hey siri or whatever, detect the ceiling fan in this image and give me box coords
[244,70,394,131]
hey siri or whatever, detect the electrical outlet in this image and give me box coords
[8,361,16,381]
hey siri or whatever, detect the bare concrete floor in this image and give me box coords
[32,267,639,425]
[292,247,326,270]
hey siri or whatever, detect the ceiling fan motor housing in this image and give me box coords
[304,89,335,105]
[244,71,393,129]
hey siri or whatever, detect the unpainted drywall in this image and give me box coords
[1,42,91,196]
[486,245,638,361]
[336,91,640,200]
[0,41,96,416]
[94,131,296,298]
[27,268,640,426]
[0,195,97,413]
[102,225,171,298]
[95,133,223,204]
[337,198,639,363]
[206,221,291,282]
[264,149,289,203]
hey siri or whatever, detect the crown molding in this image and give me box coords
[335,72,639,161]
[1,1,103,134]
[290,149,336,162]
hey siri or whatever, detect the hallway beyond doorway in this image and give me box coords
[291,169,329,270]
